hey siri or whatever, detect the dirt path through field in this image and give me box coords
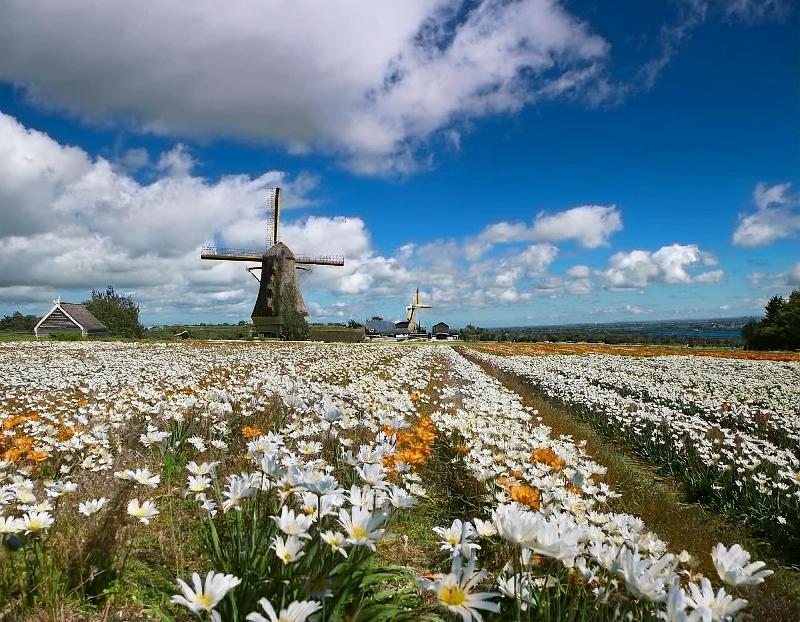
[454,346,800,622]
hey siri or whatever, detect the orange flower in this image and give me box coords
[57,426,75,441]
[27,450,49,462]
[3,447,22,462]
[530,447,565,472]
[3,413,38,431]
[14,437,34,453]
[510,484,541,509]
[384,415,437,472]
[241,425,263,439]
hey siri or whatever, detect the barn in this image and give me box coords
[34,298,108,338]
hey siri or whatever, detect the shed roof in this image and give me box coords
[59,303,107,331]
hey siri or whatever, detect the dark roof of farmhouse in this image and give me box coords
[58,303,107,331]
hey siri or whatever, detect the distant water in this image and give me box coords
[638,326,744,340]
[503,317,750,342]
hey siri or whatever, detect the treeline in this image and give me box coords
[742,289,800,351]
[458,324,743,347]
[0,311,39,333]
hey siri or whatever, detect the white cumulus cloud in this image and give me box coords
[0,110,590,321]
[473,205,622,255]
[732,182,800,247]
[600,243,723,289]
[0,0,610,175]
[0,110,390,320]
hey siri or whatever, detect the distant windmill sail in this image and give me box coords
[405,287,432,334]
[200,187,344,336]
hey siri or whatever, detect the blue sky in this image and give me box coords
[0,0,798,327]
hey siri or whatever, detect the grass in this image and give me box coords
[458,347,800,622]
[0,332,36,342]
[377,351,486,576]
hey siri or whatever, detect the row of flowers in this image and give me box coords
[494,352,800,449]
[400,348,770,621]
[470,348,800,547]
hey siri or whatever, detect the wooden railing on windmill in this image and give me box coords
[200,187,345,337]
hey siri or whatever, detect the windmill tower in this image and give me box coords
[406,287,432,335]
[200,188,344,336]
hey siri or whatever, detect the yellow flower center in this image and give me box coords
[196,593,214,609]
[439,585,466,606]
[351,526,368,540]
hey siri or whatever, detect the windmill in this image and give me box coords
[401,287,432,336]
[200,188,344,336]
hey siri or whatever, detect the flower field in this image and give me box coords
[472,346,800,547]
[0,341,794,621]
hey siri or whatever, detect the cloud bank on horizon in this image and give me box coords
[0,0,797,325]
[0,109,766,322]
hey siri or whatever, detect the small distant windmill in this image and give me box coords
[201,188,344,336]
[405,287,432,335]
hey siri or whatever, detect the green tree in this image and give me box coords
[83,286,144,338]
[459,324,482,341]
[764,295,786,325]
[742,289,800,351]
[0,311,39,333]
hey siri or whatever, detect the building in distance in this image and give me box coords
[365,316,396,338]
[34,298,108,338]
